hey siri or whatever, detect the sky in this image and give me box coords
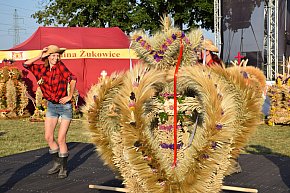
[0,0,214,50]
[0,0,42,50]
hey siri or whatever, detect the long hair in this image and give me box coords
[42,56,61,67]
[211,52,221,64]
[43,58,49,67]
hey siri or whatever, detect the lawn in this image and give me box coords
[245,124,290,157]
[0,118,91,157]
[0,118,290,157]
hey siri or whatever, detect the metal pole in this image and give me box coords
[274,0,279,78]
[283,0,288,75]
[267,1,273,79]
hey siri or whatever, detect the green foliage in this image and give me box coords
[32,0,214,34]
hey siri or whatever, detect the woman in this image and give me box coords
[199,39,223,67]
[23,45,77,179]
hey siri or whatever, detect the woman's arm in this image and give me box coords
[67,80,76,99]
[23,47,48,66]
[59,80,77,104]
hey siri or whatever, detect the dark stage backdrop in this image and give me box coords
[221,0,290,69]
[281,0,290,59]
[221,0,264,68]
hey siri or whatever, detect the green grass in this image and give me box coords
[1,119,290,157]
[0,118,91,157]
[246,124,290,157]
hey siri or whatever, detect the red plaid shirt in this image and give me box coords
[24,61,77,103]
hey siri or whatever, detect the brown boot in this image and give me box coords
[47,149,61,175]
[58,152,69,179]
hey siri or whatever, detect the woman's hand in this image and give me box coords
[40,47,49,58]
[59,96,72,104]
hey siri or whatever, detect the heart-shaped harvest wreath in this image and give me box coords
[82,20,265,193]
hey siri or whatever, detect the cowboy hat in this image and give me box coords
[201,39,219,52]
[41,45,66,58]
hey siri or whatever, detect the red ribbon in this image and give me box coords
[172,38,184,167]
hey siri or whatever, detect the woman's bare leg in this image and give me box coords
[45,117,59,150]
[57,119,71,153]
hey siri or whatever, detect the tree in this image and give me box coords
[32,0,214,34]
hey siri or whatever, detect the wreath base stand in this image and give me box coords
[88,184,258,193]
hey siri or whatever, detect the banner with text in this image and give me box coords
[0,49,139,62]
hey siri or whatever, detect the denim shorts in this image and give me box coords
[46,101,72,120]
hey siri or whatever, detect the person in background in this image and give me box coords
[23,45,77,179]
[199,39,223,67]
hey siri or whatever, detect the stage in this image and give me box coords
[0,142,289,193]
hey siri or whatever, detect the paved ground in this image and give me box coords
[0,142,289,193]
